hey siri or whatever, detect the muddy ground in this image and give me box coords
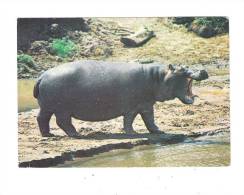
[18,18,229,167]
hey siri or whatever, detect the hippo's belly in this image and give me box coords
[70,100,125,121]
[72,109,123,121]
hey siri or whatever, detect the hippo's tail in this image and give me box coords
[33,78,42,99]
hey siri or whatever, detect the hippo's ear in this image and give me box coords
[168,64,174,70]
[168,64,175,71]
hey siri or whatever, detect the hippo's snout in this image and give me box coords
[188,70,209,81]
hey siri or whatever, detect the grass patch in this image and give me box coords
[51,38,77,58]
[17,54,35,67]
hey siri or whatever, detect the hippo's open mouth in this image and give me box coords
[187,78,193,97]
[181,78,196,104]
[177,69,208,104]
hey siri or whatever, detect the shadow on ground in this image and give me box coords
[45,132,187,144]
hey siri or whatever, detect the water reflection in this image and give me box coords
[58,132,230,167]
[18,79,38,112]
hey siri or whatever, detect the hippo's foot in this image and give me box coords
[150,130,164,134]
[67,132,82,138]
[123,128,138,135]
[125,130,138,135]
[41,132,55,137]
[148,128,164,134]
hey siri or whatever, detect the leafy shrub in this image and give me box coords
[193,17,229,33]
[171,17,229,38]
[17,54,35,67]
[188,17,229,38]
[51,38,77,57]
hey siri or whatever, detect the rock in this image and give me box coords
[170,17,229,38]
[188,17,229,38]
[198,26,216,38]
[80,40,113,57]
[138,58,154,64]
[18,50,23,54]
[29,41,49,54]
[189,23,216,38]
[49,23,64,38]
[186,110,195,115]
[50,24,59,33]
[55,56,63,62]
[67,30,81,40]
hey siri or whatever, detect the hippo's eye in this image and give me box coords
[179,67,185,72]
[174,67,186,75]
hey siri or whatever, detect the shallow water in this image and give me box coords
[59,132,230,167]
[18,79,38,112]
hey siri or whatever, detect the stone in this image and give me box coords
[29,41,49,54]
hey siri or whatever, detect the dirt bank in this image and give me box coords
[18,72,229,167]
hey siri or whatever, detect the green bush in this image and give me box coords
[194,17,229,32]
[17,54,34,66]
[51,38,77,57]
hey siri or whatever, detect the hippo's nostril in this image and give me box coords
[200,70,209,80]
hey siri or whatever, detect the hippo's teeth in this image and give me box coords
[187,78,193,97]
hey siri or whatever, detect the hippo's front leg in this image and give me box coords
[123,111,138,134]
[140,105,162,134]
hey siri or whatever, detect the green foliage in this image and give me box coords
[51,38,77,58]
[17,54,34,66]
[194,17,228,31]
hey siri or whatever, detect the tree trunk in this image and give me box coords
[120,28,155,47]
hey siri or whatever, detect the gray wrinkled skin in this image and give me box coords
[33,60,208,137]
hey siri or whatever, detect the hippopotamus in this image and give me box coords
[33,60,208,137]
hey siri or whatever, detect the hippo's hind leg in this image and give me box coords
[37,109,54,137]
[123,112,138,134]
[55,113,80,137]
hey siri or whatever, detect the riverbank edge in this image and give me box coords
[18,126,229,168]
